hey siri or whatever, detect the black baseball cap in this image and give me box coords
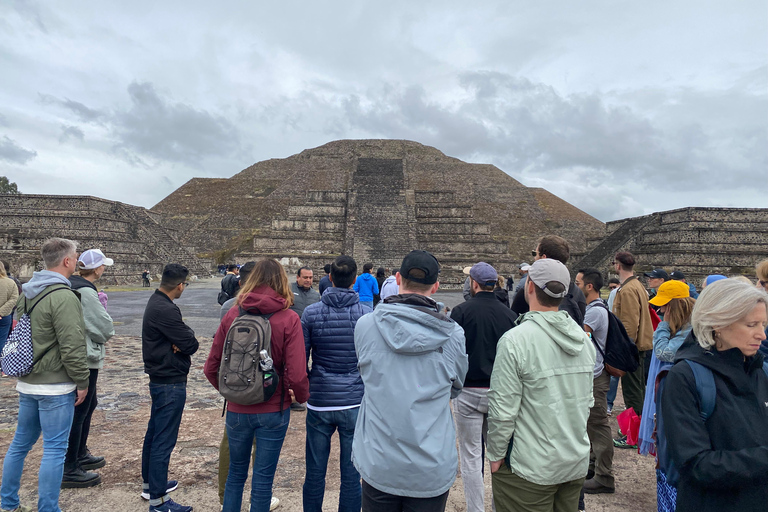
[670,270,686,281]
[643,269,670,280]
[399,250,440,285]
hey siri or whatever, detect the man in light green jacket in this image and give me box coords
[1,237,89,512]
[488,259,595,512]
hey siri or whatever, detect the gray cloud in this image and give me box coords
[38,93,104,122]
[58,124,84,143]
[111,82,241,167]
[0,135,37,164]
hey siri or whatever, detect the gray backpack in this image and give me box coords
[218,309,279,405]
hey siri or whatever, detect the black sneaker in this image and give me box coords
[78,450,106,470]
[61,466,101,488]
[290,402,306,411]
[148,499,192,512]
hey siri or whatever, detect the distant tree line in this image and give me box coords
[0,176,20,194]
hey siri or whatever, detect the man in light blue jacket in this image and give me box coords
[353,250,468,512]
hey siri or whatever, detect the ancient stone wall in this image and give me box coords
[0,194,212,284]
[573,207,768,285]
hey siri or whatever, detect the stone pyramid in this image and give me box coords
[152,139,604,287]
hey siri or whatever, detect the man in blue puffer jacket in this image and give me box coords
[301,255,372,512]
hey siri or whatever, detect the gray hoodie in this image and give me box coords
[352,295,468,497]
[22,270,71,299]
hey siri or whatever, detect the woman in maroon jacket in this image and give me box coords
[205,259,309,512]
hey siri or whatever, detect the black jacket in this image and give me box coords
[142,290,199,383]
[510,281,586,327]
[661,334,768,512]
[449,291,518,387]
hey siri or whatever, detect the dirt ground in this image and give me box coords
[0,336,656,511]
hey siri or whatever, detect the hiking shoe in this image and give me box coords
[613,437,637,449]
[149,499,192,512]
[141,480,179,500]
[606,406,612,416]
[61,466,101,488]
[290,402,306,411]
[78,451,106,470]
[269,496,280,510]
[1,505,33,512]
[583,478,615,494]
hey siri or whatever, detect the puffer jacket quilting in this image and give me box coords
[302,287,371,408]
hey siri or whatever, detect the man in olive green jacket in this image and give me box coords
[0,238,89,512]
[488,259,595,512]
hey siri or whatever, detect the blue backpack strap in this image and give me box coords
[684,360,716,422]
[763,361,768,378]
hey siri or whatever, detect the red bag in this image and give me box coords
[649,305,661,330]
[617,407,641,449]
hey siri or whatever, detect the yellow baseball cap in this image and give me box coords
[649,280,690,306]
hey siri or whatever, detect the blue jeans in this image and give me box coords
[303,408,361,512]
[0,313,13,355]
[141,382,187,505]
[607,376,619,409]
[360,301,374,309]
[223,408,290,512]
[1,391,76,512]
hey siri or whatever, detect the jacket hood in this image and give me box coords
[69,275,97,292]
[383,275,396,285]
[240,285,289,315]
[321,286,360,308]
[358,273,375,283]
[674,331,766,375]
[370,296,456,354]
[22,270,71,299]
[520,310,589,356]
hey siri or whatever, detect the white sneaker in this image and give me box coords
[220,496,279,511]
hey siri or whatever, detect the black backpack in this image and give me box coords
[218,274,238,305]
[590,302,639,377]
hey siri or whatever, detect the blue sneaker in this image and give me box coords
[148,498,192,512]
[141,480,179,500]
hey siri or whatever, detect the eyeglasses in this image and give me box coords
[760,280,767,287]
[611,261,617,265]
[531,250,539,257]
[183,282,189,287]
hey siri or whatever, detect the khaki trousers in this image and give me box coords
[587,371,614,487]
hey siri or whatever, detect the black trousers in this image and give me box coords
[362,480,449,512]
[65,369,99,465]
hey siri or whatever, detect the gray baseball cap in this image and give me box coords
[528,259,570,298]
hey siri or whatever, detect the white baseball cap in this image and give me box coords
[77,249,114,270]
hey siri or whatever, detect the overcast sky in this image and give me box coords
[1,1,765,221]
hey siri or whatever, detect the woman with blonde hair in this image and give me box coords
[661,279,768,512]
[637,280,695,510]
[756,259,768,293]
[204,259,309,512]
[0,261,19,362]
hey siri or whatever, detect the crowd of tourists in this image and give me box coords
[1,236,767,512]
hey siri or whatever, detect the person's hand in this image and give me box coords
[172,344,180,353]
[289,389,296,403]
[75,388,88,406]
[490,460,504,473]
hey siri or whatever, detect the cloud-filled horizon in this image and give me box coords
[1,1,765,222]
